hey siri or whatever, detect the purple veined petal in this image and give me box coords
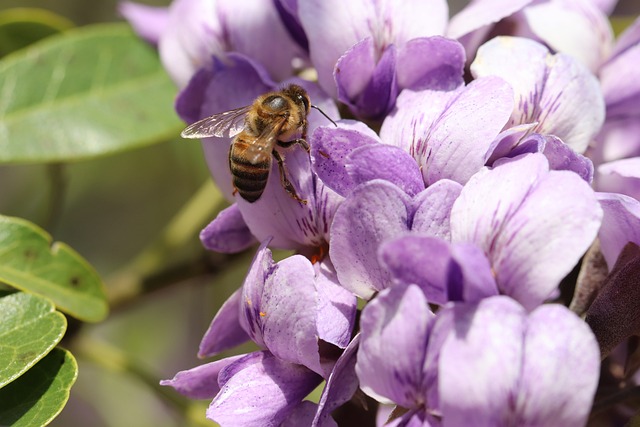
[396,36,465,91]
[357,285,434,408]
[217,0,302,82]
[471,36,605,154]
[335,38,398,121]
[438,296,526,427]
[386,411,436,427]
[540,134,594,182]
[273,0,309,52]
[446,0,534,43]
[239,239,274,347]
[119,2,168,46]
[209,351,322,427]
[597,158,640,201]
[329,180,413,299]
[311,120,382,197]
[381,76,514,186]
[200,204,256,253]
[411,180,463,241]
[261,254,355,376]
[160,355,244,399]
[596,192,640,268]
[313,335,361,427]
[485,123,538,165]
[379,236,498,305]
[516,304,600,427]
[600,41,640,118]
[347,144,424,197]
[451,153,603,310]
[522,0,613,72]
[176,54,275,200]
[299,0,447,97]
[283,401,337,427]
[315,271,358,350]
[199,288,250,358]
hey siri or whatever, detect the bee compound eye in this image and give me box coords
[299,95,310,111]
[265,95,287,111]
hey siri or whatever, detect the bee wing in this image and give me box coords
[181,105,252,139]
[244,115,289,164]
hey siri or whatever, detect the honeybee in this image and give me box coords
[181,84,336,204]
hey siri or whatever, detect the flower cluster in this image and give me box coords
[123,0,640,425]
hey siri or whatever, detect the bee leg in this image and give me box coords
[277,139,310,152]
[272,150,307,205]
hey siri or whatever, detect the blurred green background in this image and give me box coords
[0,0,638,426]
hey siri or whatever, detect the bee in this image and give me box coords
[181,84,336,204]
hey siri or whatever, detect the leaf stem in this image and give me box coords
[43,162,67,231]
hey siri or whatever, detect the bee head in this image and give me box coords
[284,84,310,114]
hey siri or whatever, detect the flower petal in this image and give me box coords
[518,304,600,426]
[160,356,244,399]
[200,204,256,253]
[381,76,514,186]
[329,180,412,299]
[597,158,640,201]
[347,144,424,197]
[119,2,168,46]
[447,0,534,42]
[439,296,526,427]
[540,134,594,182]
[600,42,640,118]
[240,239,274,347]
[199,288,250,358]
[396,36,465,91]
[411,179,463,240]
[471,36,605,153]
[310,120,382,197]
[209,351,322,427]
[451,153,603,309]
[596,192,640,268]
[283,401,337,427]
[357,285,434,407]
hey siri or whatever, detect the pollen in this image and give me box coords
[259,311,266,317]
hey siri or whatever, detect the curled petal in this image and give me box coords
[209,351,322,427]
[199,288,250,357]
[200,204,256,253]
[160,355,244,399]
[357,285,434,407]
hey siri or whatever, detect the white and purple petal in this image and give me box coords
[596,158,640,201]
[119,2,168,46]
[411,180,463,241]
[209,351,322,427]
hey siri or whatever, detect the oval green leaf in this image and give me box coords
[0,292,67,388]
[0,23,183,163]
[0,215,108,322]
[0,8,73,57]
[0,347,78,427]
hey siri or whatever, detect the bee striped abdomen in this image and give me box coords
[229,137,271,202]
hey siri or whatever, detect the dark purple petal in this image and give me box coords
[357,285,434,407]
[411,180,463,240]
[396,36,465,91]
[330,180,412,299]
[119,2,168,46]
[451,153,602,310]
[310,121,382,197]
[596,192,640,268]
[381,76,514,186]
[209,351,322,427]
[438,297,526,426]
[313,335,361,427]
[160,355,244,399]
[199,288,250,358]
[200,204,257,253]
[518,304,600,426]
[586,242,640,357]
[336,38,398,120]
[379,236,498,305]
[541,134,594,182]
[471,37,605,154]
[347,144,424,197]
[485,123,538,165]
[597,158,640,201]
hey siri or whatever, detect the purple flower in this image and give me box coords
[298,0,463,120]
[471,36,605,154]
[448,0,613,71]
[119,2,168,46]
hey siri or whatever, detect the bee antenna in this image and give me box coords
[311,105,338,127]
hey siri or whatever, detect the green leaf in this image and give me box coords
[0,215,108,322]
[0,8,73,57]
[0,347,78,427]
[0,292,66,388]
[0,23,183,163]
